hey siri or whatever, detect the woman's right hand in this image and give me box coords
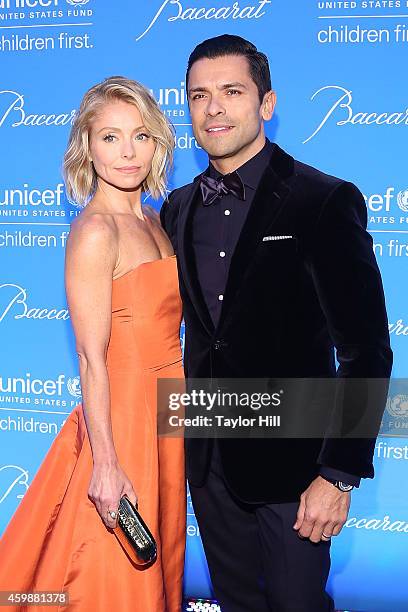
[88,460,138,529]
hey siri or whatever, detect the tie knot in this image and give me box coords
[200,170,246,206]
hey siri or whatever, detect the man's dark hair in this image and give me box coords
[186,34,271,104]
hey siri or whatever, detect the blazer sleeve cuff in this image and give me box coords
[319,465,361,488]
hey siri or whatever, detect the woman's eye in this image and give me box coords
[103,134,116,143]
[136,133,150,141]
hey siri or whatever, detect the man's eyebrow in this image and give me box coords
[188,82,247,95]
[188,86,209,95]
[219,82,247,90]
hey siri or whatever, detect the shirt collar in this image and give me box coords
[208,138,274,190]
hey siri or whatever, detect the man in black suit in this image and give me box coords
[160,35,392,612]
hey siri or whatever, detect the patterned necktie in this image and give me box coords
[200,171,246,206]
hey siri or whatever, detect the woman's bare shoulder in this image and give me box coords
[70,209,117,239]
[67,210,119,264]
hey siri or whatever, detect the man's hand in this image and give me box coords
[293,476,351,543]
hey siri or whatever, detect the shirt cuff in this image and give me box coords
[319,466,361,488]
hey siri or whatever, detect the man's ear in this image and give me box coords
[261,90,277,121]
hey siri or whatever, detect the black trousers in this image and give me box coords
[189,441,335,612]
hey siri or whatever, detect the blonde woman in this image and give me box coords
[0,77,186,611]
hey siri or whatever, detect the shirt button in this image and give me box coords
[218,294,224,301]
[224,209,231,216]
[219,251,226,257]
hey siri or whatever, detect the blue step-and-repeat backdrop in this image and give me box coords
[0,1,407,610]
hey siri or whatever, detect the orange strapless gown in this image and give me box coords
[0,255,186,612]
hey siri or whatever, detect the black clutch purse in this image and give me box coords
[113,495,157,565]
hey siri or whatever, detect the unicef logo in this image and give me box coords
[66,0,90,5]
[386,395,408,418]
[67,376,82,398]
[397,190,408,212]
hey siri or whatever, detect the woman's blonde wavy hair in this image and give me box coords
[63,76,175,206]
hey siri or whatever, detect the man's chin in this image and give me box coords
[201,141,239,160]
[194,130,236,157]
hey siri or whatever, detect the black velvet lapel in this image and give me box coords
[216,145,293,332]
[178,177,215,336]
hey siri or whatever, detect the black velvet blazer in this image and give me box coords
[160,144,393,504]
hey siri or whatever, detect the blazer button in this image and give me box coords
[213,339,228,350]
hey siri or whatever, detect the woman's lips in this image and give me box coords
[115,166,141,174]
